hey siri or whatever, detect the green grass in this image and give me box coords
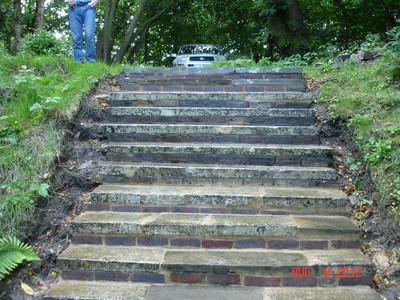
[0,52,124,238]
[305,59,400,225]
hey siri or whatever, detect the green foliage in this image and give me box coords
[0,53,123,238]
[0,236,40,280]
[29,96,62,123]
[0,182,50,236]
[211,59,258,68]
[256,0,289,16]
[0,116,22,146]
[23,30,69,56]
[383,25,400,81]
[364,138,394,166]
[305,31,400,226]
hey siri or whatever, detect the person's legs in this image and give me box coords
[83,5,97,62]
[69,6,84,63]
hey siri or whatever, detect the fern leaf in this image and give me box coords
[0,236,41,280]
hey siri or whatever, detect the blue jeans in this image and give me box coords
[69,4,96,63]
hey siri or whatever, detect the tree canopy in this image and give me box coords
[1,0,399,64]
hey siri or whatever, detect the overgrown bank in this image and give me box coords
[305,60,400,299]
[0,52,122,283]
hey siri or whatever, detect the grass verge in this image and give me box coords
[0,52,123,238]
[305,59,400,226]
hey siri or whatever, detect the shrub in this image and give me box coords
[23,30,69,56]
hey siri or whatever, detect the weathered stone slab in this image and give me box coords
[98,124,319,136]
[72,211,359,240]
[106,107,313,118]
[90,184,350,215]
[97,162,337,180]
[263,287,381,300]
[293,216,359,234]
[161,249,374,275]
[120,67,304,75]
[102,142,332,166]
[58,245,164,272]
[162,249,308,273]
[117,78,306,86]
[44,280,150,300]
[145,285,264,300]
[110,92,313,101]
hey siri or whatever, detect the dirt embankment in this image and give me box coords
[0,81,113,300]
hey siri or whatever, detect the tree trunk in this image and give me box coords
[13,0,22,53]
[127,22,151,63]
[36,0,45,30]
[126,5,169,63]
[113,0,148,64]
[102,0,119,63]
[267,0,309,56]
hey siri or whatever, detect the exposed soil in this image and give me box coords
[0,79,399,300]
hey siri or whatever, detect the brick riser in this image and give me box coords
[119,85,305,93]
[70,235,360,250]
[104,115,314,126]
[117,73,304,80]
[61,269,373,287]
[103,134,320,145]
[104,153,331,167]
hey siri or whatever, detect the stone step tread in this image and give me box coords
[93,184,346,199]
[102,142,333,154]
[45,281,381,300]
[44,280,149,300]
[99,162,336,177]
[90,185,350,214]
[98,124,319,135]
[72,211,359,236]
[97,163,338,187]
[117,78,306,86]
[58,245,373,274]
[121,67,304,75]
[110,92,313,101]
[97,162,336,187]
[106,107,314,117]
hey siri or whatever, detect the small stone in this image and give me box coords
[349,195,358,205]
[78,160,93,170]
[373,252,391,268]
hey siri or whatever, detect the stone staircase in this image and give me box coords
[45,68,380,299]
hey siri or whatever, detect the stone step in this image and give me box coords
[109,92,313,109]
[57,245,375,287]
[118,82,305,92]
[102,143,333,167]
[119,67,304,79]
[88,185,350,215]
[117,78,306,86]
[105,107,315,125]
[45,281,381,300]
[97,124,320,144]
[96,162,337,187]
[70,212,360,247]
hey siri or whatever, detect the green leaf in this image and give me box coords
[0,236,40,280]
[38,183,50,197]
[9,182,19,189]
